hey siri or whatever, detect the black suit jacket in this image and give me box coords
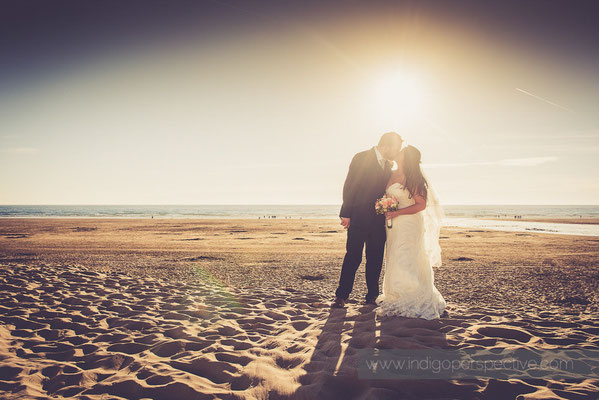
[339,147,392,230]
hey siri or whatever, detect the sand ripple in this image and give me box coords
[0,263,597,399]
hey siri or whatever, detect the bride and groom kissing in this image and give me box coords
[332,131,447,320]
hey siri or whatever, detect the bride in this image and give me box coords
[375,145,447,320]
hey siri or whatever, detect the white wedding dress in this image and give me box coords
[375,182,446,319]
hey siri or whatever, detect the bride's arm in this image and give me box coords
[385,194,426,219]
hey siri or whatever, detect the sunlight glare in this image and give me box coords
[370,69,427,119]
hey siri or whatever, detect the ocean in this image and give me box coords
[0,205,598,236]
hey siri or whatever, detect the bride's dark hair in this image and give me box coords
[402,145,428,200]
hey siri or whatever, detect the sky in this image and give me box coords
[1,0,598,205]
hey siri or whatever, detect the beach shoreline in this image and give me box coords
[483,217,599,225]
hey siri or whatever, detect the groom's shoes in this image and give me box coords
[364,298,377,306]
[331,297,346,308]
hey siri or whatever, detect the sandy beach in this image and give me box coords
[0,218,598,399]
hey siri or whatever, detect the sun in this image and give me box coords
[370,69,427,118]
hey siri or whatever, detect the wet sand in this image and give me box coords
[485,217,599,225]
[0,218,597,399]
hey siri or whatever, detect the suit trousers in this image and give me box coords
[335,224,386,301]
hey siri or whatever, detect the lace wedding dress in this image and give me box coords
[375,182,446,319]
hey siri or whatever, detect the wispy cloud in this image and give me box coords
[0,147,39,154]
[423,156,558,168]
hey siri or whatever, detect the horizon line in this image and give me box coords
[1,203,598,207]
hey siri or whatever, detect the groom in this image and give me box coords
[332,132,403,308]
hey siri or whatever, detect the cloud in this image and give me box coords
[423,156,558,168]
[497,157,559,166]
[0,147,39,154]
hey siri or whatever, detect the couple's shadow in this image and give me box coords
[293,304,451,399]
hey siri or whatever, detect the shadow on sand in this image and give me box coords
[292,305,487,399]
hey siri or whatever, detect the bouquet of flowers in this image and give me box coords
[375,194,400,228]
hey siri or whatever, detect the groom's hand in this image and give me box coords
[340,217,350,229]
